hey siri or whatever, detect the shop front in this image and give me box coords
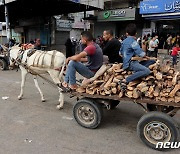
[95,8,143,38]
[140,0,180,47]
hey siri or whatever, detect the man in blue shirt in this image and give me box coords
[119,23,155,88]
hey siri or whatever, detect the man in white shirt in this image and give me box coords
[147,35,158,57]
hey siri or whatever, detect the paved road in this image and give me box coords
[0,70,179,154]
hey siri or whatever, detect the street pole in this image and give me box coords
[84,10,86,31]
[3,0,11,42]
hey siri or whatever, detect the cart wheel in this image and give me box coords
[110,100,120,109]
[137,111,179,150]
[147,104,175,117]
[0,59,7,70]
[73,98,103,129]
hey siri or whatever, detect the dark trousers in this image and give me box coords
[147,50,156,57]
[172,55,177,65]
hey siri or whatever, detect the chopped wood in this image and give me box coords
[133,88,140,99]
[104,76,114,89]
[76,87,86,93]
[156,72,163,80]
[119,91,124,98]
[175,96,180,103]
[128,80,140,87]
[169,84,180,97]
[125,91,133,98]
[146,76,155,81]
[112,88,117,94]
[172,72,179,85]
[154,87,160,97]
[80,61,179,103]
[168,98,174,103]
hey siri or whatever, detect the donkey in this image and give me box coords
[9,45,66,109]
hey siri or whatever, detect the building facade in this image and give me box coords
[94,0,143,38]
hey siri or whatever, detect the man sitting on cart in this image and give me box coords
[119,23,155,89]
[62,31,103,91]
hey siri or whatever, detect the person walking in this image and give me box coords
[147,35,158,57]
[171,43,180,68]
[65,38,73,58]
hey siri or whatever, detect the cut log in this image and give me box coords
[128,80,140,87]
[172,72,179,85]
[113,78,120,83]
[112,88,117,94]
[154,87,160,97]
[137,82,147,90]
[115,75,124,80]
[161,65,170,73]
[125,91,133,98]
[169,84,180,97]
[175,96,180,103]
[131,57,157,62]
[176,91,180,96]
[76,87,86,93]
[141,87,149,93]
[155,97,161,101]
[156,72,163,80]
[110,83,117,87]
[104,76,114,89]
[161,97,167,102]
[145,76,155,81]
[104,89,112,95]
[168,98,174,103]
[148,86,154,95]
[167,80,173,88]
[114,69,124,73]
[169,69,174,75]
[133,88,140,99]
[119,91,124,98]
[127,86,135,91]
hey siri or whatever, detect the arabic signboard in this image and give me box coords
[72,22,90,29]
[98,8,136,22]
[140,0,180,14]
[56,20,72,31]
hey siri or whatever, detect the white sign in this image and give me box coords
[142,28,152,37]
[56,20,72,31]
[72,22,90,29]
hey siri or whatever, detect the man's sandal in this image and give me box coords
[118,80,127,91]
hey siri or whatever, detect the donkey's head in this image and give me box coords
[9,45,22,69]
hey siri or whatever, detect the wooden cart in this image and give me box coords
[70,92,180,150]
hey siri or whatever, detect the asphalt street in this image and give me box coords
[0,70,179,154]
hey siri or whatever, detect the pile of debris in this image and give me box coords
[77,58,180,103]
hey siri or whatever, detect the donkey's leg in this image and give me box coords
[18,67,28,100]
[33,75,46,102]
[48,70,64,109]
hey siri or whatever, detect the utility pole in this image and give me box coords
[3,0,11,42]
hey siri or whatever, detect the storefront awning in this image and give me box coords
[0,0,102,22]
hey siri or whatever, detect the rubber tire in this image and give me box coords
[110,100,120,109]
[147,104,175,117]
[0,59,7,70]
[73,98,103,129]
[137,111,179,151]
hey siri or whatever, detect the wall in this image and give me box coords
[94,22,116,37]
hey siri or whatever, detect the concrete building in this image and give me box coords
[93,0,143,38]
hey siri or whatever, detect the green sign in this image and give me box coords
[98,8,136,22]
[103,11,111,19]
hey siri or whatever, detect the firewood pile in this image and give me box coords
[77,59,180,103]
